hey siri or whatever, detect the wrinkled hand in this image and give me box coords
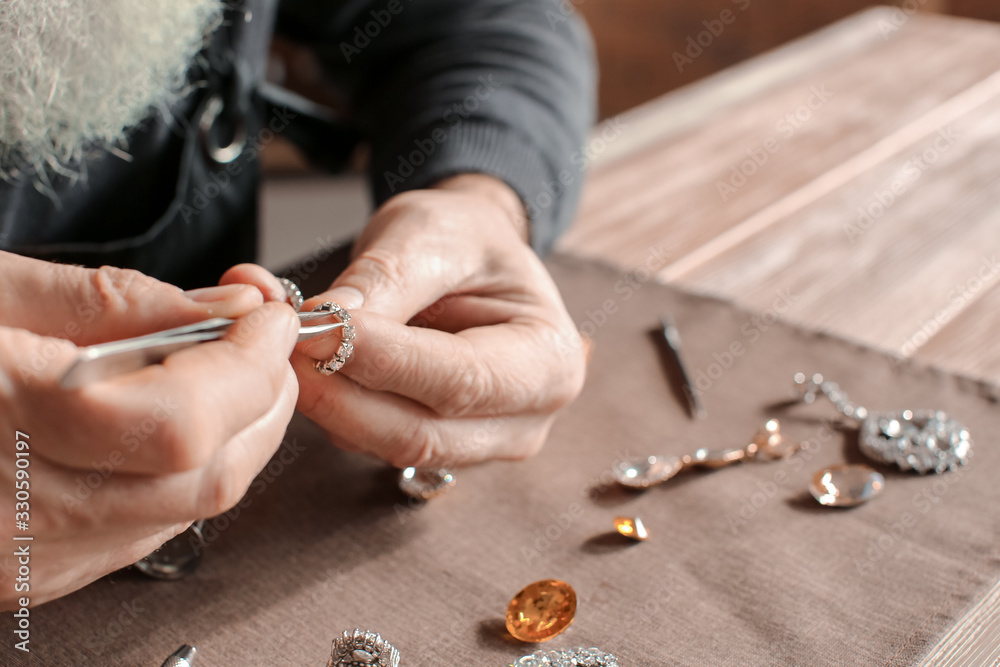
[290,175,587,468]
[0,252,299,608]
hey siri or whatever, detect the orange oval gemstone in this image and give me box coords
[505,579,577,643]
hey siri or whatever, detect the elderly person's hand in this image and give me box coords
[287,174,586,468]
[0,252,299,609]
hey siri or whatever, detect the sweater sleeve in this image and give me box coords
[275,0,597,254]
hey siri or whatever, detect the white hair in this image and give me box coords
[0,0,224,189]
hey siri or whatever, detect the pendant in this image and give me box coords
[794,373,972,474]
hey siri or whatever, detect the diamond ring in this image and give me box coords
[279,277,304,312]
[312,302,356,375]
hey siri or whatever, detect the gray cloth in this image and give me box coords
[6,255,998,665]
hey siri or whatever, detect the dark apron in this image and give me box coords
[0,0,278,290]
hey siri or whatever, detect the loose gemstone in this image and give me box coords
[810,464,884,507]
[613,516,648,541]
[614,455,683,488]
[398,467,455,500]
[506,579,577,643]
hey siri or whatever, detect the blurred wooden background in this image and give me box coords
[576,0,999,117]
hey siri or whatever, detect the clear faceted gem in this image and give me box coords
[398,467,455,500]
[614,455,682,488]
[613,516,648,541]
[810,464,884,507]
[506,579,577,643]
[860,410,972,473]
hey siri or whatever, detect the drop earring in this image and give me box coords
[794,373,972,474]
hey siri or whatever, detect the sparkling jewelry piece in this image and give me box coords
[614,420,797,489]
[506,579,577,643]
[328,629,400,667]
[684,447,746,468]
[794,373,972,474]
[613,516,648,541]
[398,467,455,500]
[313,302,355,375]
[810,464,885,507]
[510,647,619,667]
[749,418,798,459]
[134,520,206,580]
[614,454,683,488]
[279,277,304,311]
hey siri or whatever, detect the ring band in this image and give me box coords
[313,301,355,375]
[279,277,304,312]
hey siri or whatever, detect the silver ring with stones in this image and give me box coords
[312,302,355,375]
[328,629,400,667]
[279,277,304,312]
[510,647,619,666]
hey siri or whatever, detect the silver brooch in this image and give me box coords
[795,373,972,474]
[329,629,400,667]
[510,647,619,666]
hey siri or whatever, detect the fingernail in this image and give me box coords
[185,285,249,303]
[325,286,365,310]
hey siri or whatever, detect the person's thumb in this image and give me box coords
[1,252,263,345]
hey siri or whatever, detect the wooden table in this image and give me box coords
[557,7,1000,664]
[559,6,1000,388]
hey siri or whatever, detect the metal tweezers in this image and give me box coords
[59,311,345,389]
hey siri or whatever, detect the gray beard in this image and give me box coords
[0,0,224,189]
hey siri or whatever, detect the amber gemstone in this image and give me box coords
[505,579,577,643]
[613,516,648,541]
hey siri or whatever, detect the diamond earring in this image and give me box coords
[613,419,800,489]
[794,373,972,474]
